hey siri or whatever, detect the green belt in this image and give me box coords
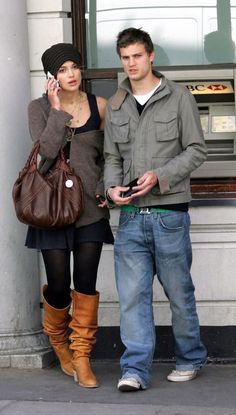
[121,205,170,214]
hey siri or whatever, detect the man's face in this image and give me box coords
[119,43,154,82]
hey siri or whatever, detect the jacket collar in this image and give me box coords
[110,70,171,111]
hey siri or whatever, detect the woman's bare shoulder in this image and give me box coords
[96,95,108,108]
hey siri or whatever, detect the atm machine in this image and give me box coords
[162,66,236,179]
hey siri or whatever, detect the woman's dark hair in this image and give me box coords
[116,27,154,56]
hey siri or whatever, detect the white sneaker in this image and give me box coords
[117,377,141,391]
[167,369,197,382]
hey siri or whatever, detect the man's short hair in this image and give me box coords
[116,27,154,56]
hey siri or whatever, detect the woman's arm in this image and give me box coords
[28,98,72,159]
[96,96,107,130]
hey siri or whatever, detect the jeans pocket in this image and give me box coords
[159,211,186,232]
[118,212,132,227]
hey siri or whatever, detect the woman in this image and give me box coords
[25,43,113,388]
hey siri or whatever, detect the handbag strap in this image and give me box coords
[56,148,73,173]
[37,141,66,174]
[24,141,72,175]
[19,142,40,176]
[38,142,72,174]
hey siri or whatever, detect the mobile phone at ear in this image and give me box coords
[121,178,139,198]
[46,71,60,88]
[46,71,54,80]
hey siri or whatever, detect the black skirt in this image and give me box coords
[25,218,114,251]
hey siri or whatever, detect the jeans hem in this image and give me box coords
[176,362,206,371]
[121,372,148,389]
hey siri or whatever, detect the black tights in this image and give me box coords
[41,242,103,308]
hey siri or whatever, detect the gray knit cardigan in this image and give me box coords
[28,94,110,227]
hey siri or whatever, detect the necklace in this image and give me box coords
[65,127,76,142]
[62,92,87,127]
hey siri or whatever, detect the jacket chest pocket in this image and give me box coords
[110,114,130,143]
[154,113,179,142]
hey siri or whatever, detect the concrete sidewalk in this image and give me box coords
[0,362,236,414]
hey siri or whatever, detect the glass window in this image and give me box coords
[85,0,236,68]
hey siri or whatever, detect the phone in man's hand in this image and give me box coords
[121,178,139,198]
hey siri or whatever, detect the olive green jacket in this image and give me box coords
[104,71,207,207]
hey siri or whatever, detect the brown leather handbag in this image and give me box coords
[12,142,84,228]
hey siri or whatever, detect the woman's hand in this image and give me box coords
[45,77,61,110]
[96,195,107,208]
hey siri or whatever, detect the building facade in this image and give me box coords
[0,0,236,368]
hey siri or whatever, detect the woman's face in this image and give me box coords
[56,60,81,91]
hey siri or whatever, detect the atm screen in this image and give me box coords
[211,115,236,133]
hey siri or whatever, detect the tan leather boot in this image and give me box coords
[43,285,73,376]
[69,290,99,388]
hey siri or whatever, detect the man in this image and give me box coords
[104,27,207,392]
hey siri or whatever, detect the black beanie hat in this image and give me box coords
[41,43,82,76]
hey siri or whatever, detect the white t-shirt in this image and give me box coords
[133,78,162,105]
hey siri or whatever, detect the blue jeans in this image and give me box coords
[114,210,207,389]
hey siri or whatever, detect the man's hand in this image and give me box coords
[107,186,133,206]
[107,171,158,205]
[130,171,158,198]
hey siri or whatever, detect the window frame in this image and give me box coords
[71,0,118,89]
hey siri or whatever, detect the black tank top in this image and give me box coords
[75,93,101,133]
[64,93,101,159]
